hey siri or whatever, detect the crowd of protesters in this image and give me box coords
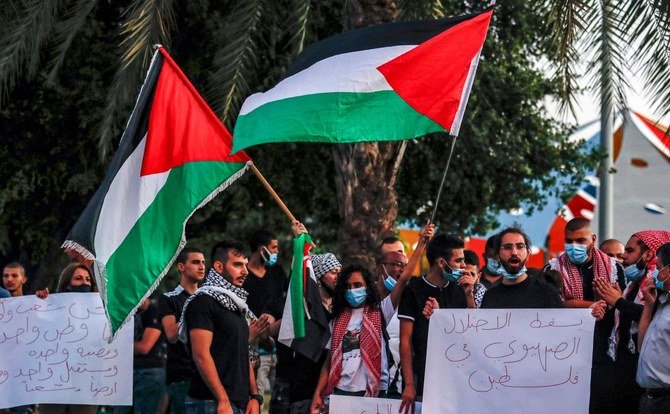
[2,219,670,414]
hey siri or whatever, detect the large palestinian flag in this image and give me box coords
[232,8,493,153]
[63,47,250,335]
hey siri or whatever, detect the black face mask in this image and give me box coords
[67,284,92,293]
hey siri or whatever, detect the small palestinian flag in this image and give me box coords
[278,233,330,362]
[233,8,493,153]
[63,47,250,335]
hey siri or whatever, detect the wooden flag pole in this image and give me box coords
[429,135,458,223]
[248,161,297,222]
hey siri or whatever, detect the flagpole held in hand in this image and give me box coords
[429,135,458,223]
[248,161,297,222]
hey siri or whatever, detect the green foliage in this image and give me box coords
[0,0,602,288]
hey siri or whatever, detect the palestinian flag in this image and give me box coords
[232,8,493,153]
[278,233,330,362]
[63,47,250,335]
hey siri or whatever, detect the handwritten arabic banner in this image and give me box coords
[0,293,133,408]
[330,395,422,414]
[422,309,594,414]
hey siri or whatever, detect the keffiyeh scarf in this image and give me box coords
[178,268,255,343]
[550,247,617,300]
[324,306,382,398]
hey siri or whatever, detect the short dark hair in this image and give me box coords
[176,247,203,265]
[599,238,621,249]
[463,250,480,268]
[211,240,249,265]
[332,264,380,317]
[249,230,277,252]
[565,218,591,232]
[3,261,25,276]
[495,227,532,252]
[380,236,402,248]
[426,234,464,266]
[658,243,670,268]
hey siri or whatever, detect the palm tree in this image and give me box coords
[0,0,448,266]
[546,0,670,239]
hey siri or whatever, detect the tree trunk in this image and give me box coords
[332,0,399,268]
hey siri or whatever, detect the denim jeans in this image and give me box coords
[114,367,166,414]
[166,381,190,414]
[184,397,244,414]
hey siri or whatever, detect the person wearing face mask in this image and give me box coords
[477,227,564,309]
[34,263,99,414]
[244,230,288,398]
[480,234,503,289]
[375,222,434,399]
[310,265,394,413]
[271,243,342,414]
[636,242,670,414]
[547,218,625,414]
[591,230,670,413]
[396,234,475,414]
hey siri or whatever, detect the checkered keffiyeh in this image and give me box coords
[312,253,341,279]
[551,247,617,301]
[634,230,670,255]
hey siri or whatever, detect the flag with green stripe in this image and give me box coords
[232,8,493,153]
[278,233,330,362]
[63,47,250,336]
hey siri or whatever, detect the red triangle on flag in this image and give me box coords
[377,10,493,133]
[141,49,250,177]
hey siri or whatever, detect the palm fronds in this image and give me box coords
[46,0,97,82]
[208,0,264,127]
[287,0,310,56]
[545,0,591,116]
[397,0,445,21]
[0,0,61,103]
[583,0,630,113]
[97,0,176,159]
[623,0,670,117]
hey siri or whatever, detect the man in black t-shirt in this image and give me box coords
[480,227,564,309]
[181,240,261,414]
[398,234,475,413]
[243,230,288,396]
[114,299,166,414]
[158,247,206,414]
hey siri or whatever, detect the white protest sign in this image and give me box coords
[0,293,133,408]
[422,309,594,414]
[330,395,422,414]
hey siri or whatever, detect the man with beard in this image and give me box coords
[398,234,475,413]
[548,218,624,414]
[158,247,206,414]
[179,240,261,414]
[593,230,670,413]
[480,227,564,309]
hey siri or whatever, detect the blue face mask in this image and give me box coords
[442,261,462,284]
[486,258,503,275]
[653,268,666,291]
[384,276,397,292]
[624,259,645,283]
[500,265,527,280]
[261,246,278,266]
[346,287,367,307]
[565,243,589,264]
